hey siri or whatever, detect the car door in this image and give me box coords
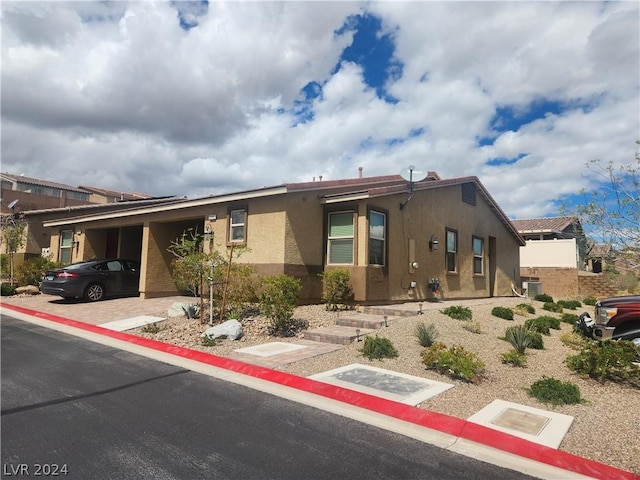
[104,260,125,295]
[120,260,141,294]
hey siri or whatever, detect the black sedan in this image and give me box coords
[40,259,141,301]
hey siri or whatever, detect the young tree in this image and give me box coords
[574,146,640,269]
[1,214,27,285]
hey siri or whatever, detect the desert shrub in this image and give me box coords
[583,296,597,306]
[258,274,302,336]
[461,321,482,334]
[181,303,200,319]
[543,302,563,313]
[421,342,485,383]
[142,322,163,334]
[528,332,545,350]
[15,256,62,286]
[1,283,16,296]
[527,377,583,406]
[491,306,514,320]
[201,336,217,347]
[566,340,640,387]
[525,316,560,335]
[561,313,580,325]
[533,293,554,303]
[504,324,534,354]
[557,299,581,310]
[501,350,527,367]
[514,303,535,316]
[361,336,398,360]
[414,322,438,347]
[321,268,354,310]
[441,306,472,320]
[560,331,587,350]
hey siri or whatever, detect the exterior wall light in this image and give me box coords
[429,235,439,251]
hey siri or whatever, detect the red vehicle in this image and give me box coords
[578,294,640,346]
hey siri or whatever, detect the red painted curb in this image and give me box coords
[2,303,636,480]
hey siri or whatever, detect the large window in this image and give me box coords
[328,211,354,264]
[369,210,386,266]
[473,236,484,275]
[228,208,246,243]
[59,230,73,264]
[446,229,457,273]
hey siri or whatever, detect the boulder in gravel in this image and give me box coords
[168,302,194,317]
[16,285,40,295]
[201,319,243,341]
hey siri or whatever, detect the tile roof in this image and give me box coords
[510,216,579,233]
[1,173,90,194]
[78,185,154,200]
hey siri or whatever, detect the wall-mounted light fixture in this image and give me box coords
[208,214,217,221]
[429,235,439,251]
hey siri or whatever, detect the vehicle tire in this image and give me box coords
[85,283,105,302]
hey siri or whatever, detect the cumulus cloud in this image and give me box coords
[1,1,637,220]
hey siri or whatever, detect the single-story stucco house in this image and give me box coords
[18,172,525,304]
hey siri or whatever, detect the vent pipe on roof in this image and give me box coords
[358,166,363,178]
[319,175,323,181]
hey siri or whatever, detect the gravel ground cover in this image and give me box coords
[134,296,639,474]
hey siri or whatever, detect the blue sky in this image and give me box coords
[1,1,638,222]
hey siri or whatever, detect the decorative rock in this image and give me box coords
[201,319,243,341]
[168,302,195,317]
[17,285,40,295]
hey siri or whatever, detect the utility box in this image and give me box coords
[524,282,542,298]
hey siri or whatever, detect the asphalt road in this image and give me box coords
[1,316,537,480]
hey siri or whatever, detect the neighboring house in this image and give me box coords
[38,173,525,304]
[587,243,612,274]
[511,216,589,298]
[79,185,155,204]
[1,173,93,213]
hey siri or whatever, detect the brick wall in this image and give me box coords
[520,267,579,298]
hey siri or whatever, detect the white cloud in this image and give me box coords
[1,1,637,221]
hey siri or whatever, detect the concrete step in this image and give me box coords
[360,305,425,317]
[303,325,376,345]
[336,313,400,329]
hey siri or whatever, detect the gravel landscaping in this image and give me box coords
[134,296,639,474]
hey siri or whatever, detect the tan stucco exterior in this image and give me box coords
[32,175,523,304]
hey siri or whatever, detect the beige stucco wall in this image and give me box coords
[520,238,578,268]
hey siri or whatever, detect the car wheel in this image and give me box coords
[85,283,105,301]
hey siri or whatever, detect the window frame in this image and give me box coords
[227,205,248,245]
[327,210,355,265]
[446,228,458,274]
[473,236,484,276]
[368,209,387,267]
[59,229,73,264]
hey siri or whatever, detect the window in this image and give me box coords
[59,230,73,264]
[369,210,386,266]
[328,211,354,264]
[473,236,484,275]
[446,229,457,273]
[228,208,246,243]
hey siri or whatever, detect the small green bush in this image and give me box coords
[461,321,482,334]
[201,336,217,347]
[421,342,485,383]
[321,268,354,310]
[0,254,9,279]
[361,336,398,360]
[527,377,583,405]
[525,316,560,335]
[414,322,439,347]
[528,331,545,350]
[561,313,580,325]
[1,283,16,296]
[259,274,302,336]
[534,293,554,303]
[560,331,587,350]
[501,350,527,367]
[181,303,200,319]
[491,306,514,320]
[504,324,534,354]
[441,306,472,320]
[142,322,163,334]
[514,303,535,316]
[15,257,63,286]
[583,296,597,306]
[566,340,640,387]
[557,299,581,310]
[543,302,563,313]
